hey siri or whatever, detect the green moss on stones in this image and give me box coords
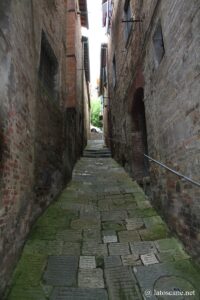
[102,221,126,231]
[128,207,157,218]
[139,224,170,241]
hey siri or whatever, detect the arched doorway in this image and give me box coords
[131,87,149,179]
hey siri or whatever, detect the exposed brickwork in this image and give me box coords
[0,0,90,295]
[106,0,200,262]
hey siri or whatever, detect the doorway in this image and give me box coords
[131,87,149,178]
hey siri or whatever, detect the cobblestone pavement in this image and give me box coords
[6,141,200,299]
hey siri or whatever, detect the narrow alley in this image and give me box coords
[1,0,200,299]
[5,140,200,299]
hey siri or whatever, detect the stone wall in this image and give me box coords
[0,0,89,295]
[107,0,146,178]
[143,0,200,261]
[106,0,200,261]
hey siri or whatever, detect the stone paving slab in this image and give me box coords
[103,230,118,243]
[56,229,82,242]
[121,254,141,266]
[83,229,101,242]
[108,242,130,255]
[104,255,122,268]
[50,288,108,300]
[143,216,165,227]
[133,260,200,300]
[139,224,170,241]
[78,269,104,288]
[130,241,157,255]
[140,253,159,266]
[45,240,64,255]
[118,230,141,242]
[102,220,126,231]
[98,200,111,211]
[80,211,100,220]
[82,242,108,256]
[7,140,200,300]
[71,218,100,230]
[43,256,78,286]
[8,287,46,300]
[105,266,141,300]
[62,242,81,255]
[101,210,128,221]
[79,256,96,269]
[125,217,145,230]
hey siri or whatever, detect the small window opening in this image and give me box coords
[39,32,58,99]
[124,0,132,42]
[153,21,165,68]
[112,55,116,88]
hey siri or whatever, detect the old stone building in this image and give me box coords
[101,0,200,261]
[0,0,90,295]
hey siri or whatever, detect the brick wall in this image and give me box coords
[106,0,200,261]
[0,0,89,295]
[107,0,146,179]
[143,0,200,261]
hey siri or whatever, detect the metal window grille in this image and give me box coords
[39,32,58,99]
[124,0,132,41]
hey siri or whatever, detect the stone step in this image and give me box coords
[83,154,111,158]
[83,148,111,158]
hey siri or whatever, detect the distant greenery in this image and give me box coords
[90,98,102,128]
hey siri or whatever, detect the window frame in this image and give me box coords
[38,31,59,101]
[124,0,133,44]
[153,21,165,68]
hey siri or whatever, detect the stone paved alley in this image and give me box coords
[6,141,200,300]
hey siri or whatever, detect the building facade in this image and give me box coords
[0,0,90,294]
[103,0,200,261]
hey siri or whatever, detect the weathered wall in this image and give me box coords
[66,0,88,159]
[0,0,89,295]
[107,0,145,178]
[83,72,90,143]
[0,0,38,292]
[107,0,200,261]
[143,0,200,261]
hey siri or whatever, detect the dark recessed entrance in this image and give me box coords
[131,87,149,179]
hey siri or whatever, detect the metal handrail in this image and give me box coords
[144,154,200,187]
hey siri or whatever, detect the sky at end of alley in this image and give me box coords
[82,0,108,98]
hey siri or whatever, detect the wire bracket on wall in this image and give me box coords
[122,18,143,23]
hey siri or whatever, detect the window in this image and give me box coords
[153,21,165,68]
[124,0,132,42]
[39,32,58,99]
[103,67,107,86]
[112,55,116,88]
